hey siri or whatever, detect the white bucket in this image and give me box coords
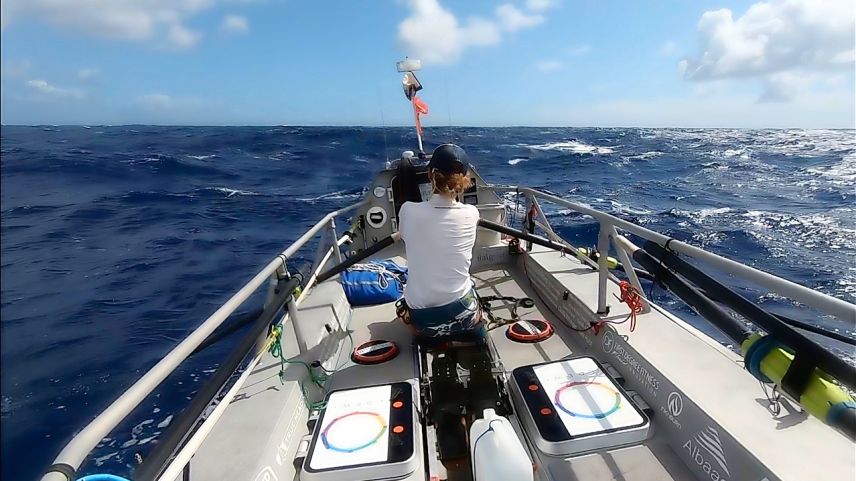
[475,204,505,247]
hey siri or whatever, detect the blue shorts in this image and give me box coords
[405,288,485,341]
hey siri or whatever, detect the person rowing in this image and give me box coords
[396,144,484,343]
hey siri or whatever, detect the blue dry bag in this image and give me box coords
[340,259,408,306]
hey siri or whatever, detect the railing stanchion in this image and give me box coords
[330,219,343,264]
[491,186,856,322]
[287,294,307,354]
[597,225,611,315]
[39,201,364,481]
[610,228,649,313]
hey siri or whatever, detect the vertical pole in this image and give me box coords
[330,219,343,264]
[523,195,533,251]
[610,228,649,313]
[597,226,610,315]
[287,295,307,354]
[412,96,424,153]
[266,257,288,309]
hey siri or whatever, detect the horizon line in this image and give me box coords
[2,124,854,130]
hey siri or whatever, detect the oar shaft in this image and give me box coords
[630,245,754,343]
[476,219,591,264]
[643,241,856,391]
[315,233,399,284]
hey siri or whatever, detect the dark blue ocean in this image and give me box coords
[2,126,855,480]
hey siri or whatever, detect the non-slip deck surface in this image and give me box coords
[191,245,853,481]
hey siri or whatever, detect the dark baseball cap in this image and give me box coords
[428,144,470,175]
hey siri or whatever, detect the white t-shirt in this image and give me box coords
[398,195,480,309]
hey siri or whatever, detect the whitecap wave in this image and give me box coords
[622,151,662,161]
[709,148,751,161]
[523,140,616,155]
[186,154,216,160]
[608,200,653,215]
[508,158,528,165]
[805,153,856,186]
[697,207,732,219]
[208,187,259,198]
[742,210,856,250]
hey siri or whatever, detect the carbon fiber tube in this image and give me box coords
[476,219,592,264]
[629,247,754,343]
[315,234,397,284]
[643,241,856,392]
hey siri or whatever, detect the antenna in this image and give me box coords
[396,58,422,73]
[445,76,453,144]
[398,57,427,154]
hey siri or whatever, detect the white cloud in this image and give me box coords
[526,0,559,12]
[221,14,249,35]
[758,72,820,103]
[167,23,201,48]
[397,0,498,65]
[78,68,99,80]
[26,79,84,99]
[682,0,854,81]
[568,44,591,56]
[2,0,211,48]
[535,60,564,72]
[397,0,547,65]
[659,41,678,56]
[495,4,544,31]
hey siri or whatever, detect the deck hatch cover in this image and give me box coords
[302,382,420,480]
[511,357,650,455]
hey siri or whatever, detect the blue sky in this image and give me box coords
[1,0,853,127]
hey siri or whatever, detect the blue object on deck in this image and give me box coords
[340,259,408,306]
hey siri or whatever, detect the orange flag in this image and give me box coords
[413,96,429,136]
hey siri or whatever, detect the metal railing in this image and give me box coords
[42,184,856,481]
[41,201,364,481]
[494,186,856,323]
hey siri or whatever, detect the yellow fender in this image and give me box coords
[742,333,855,434]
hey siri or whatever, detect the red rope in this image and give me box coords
[595,280,645,335]
[615,280,645,332]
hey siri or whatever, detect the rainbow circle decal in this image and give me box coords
[553,381,621,419]
[320,411,387,453]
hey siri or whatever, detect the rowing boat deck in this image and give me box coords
[188,243,853,481]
